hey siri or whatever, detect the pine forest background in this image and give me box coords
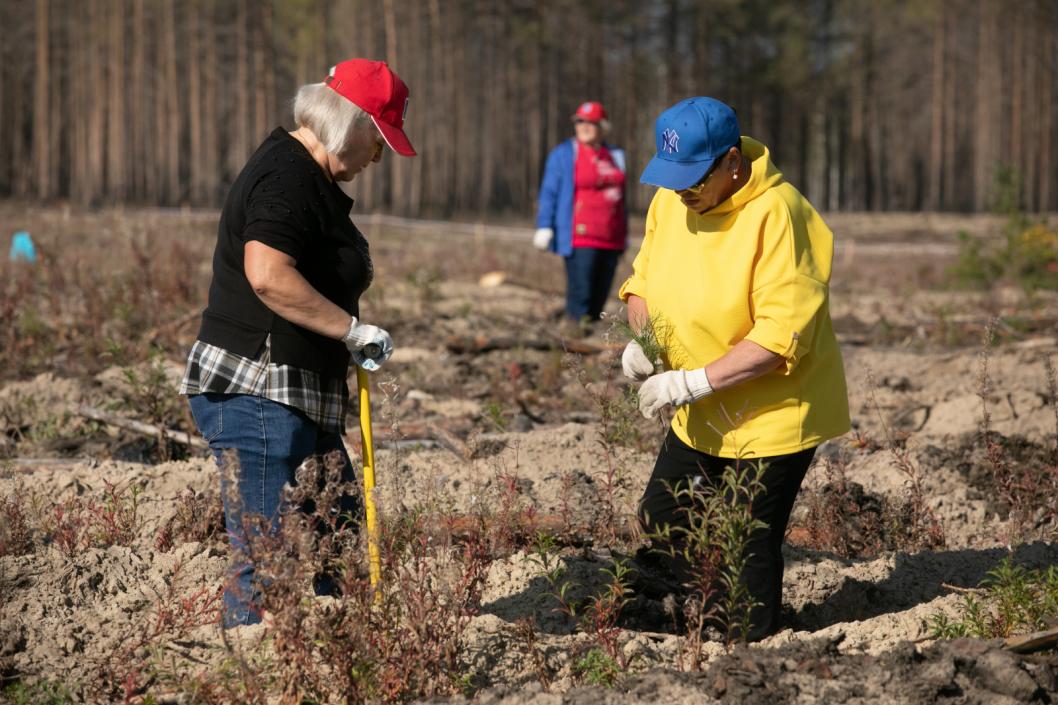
[1,0,1056,217]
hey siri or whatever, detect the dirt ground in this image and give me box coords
[1,206,1057,702]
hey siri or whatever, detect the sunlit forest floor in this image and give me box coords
[2,204,1057,703]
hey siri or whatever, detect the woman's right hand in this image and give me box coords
[533,227,554,250]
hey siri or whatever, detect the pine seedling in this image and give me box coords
[613,309,674,370]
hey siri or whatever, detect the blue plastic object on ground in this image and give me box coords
[10,231,36,263]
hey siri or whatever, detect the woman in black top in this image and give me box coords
[179,59,417,628]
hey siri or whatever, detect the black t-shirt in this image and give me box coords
[196,127,372,378]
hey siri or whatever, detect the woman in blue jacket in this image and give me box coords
[534,102,628,326]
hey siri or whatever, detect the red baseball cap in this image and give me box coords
[326,59,417,157]
[572,101,607,123]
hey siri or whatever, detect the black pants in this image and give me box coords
[638,430,816,640]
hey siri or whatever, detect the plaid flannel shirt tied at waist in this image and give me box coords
[178,338,349,435]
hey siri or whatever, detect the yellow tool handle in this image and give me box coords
[356,366,382,593]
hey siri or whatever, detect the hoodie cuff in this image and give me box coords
[618,275,646,302]
[744,321,804,375]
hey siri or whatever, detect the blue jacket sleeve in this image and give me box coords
[536,146,563,230]
[611,147,630,237]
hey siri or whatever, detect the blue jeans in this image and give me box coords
[564,247,623,321]
[188,393,359,627]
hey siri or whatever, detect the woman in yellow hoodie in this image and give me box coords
[620,97,850,640]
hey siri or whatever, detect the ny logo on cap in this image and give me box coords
[403,97,409,121]
[662,128,679,154]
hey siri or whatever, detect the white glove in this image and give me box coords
[621,340,655,380]
[638,368,713,419]
[533,227,554,250]
[342,316,394,371]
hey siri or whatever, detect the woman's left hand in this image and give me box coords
[343,317,394,370]
[621,340,655,380]
[638,368,713,419]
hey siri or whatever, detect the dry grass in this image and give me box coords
[3,205,1058,700]
[976,324,1058,543]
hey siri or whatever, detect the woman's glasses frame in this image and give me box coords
[677,154,726,195]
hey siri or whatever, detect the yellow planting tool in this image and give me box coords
[356,364,382,593]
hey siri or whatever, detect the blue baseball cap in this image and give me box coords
[640,97,741,190]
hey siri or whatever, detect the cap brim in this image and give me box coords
[639,155,714,190]
[372,116,417,157]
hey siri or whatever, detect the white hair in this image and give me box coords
[292,83,375,155]
[576,117,612,136]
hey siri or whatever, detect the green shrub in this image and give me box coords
[573,648,623,687]
[950,168,1058,292]
[927,557,1058,639]
[643,458,767,668]
[1,680,75,705]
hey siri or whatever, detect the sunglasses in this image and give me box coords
[677,155,725,195]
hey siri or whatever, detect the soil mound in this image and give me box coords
[431,637,1057,705]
